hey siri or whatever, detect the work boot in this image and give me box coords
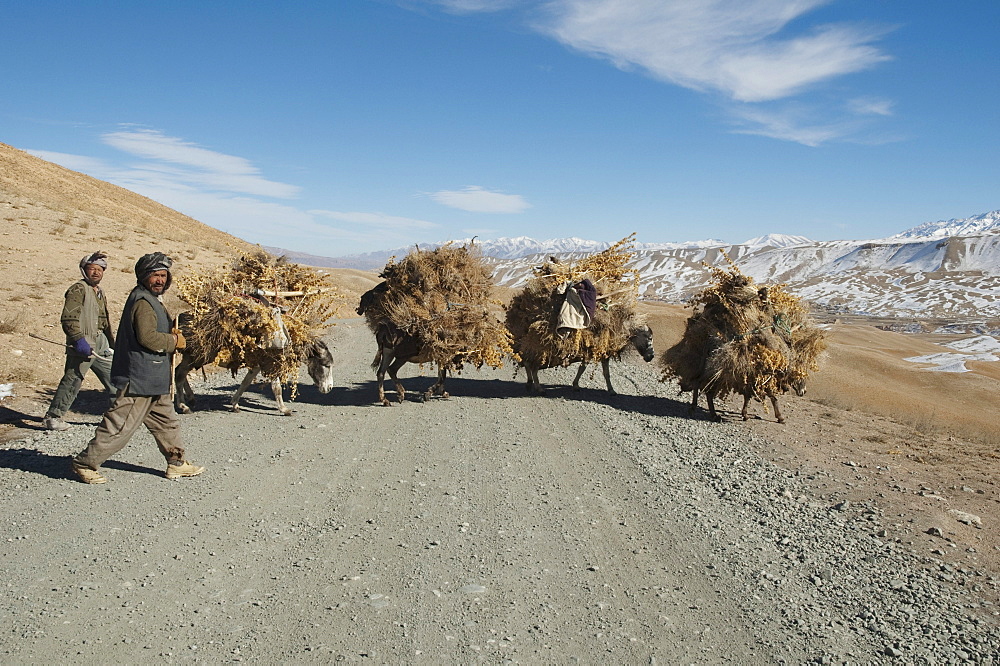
[165,460,205,480]
[70,460,107,485]
[44,416,70,431]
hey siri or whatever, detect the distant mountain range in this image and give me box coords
[266,234,804,270]
[270,210,1000,320]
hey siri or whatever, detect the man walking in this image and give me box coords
[71,252,204,484]
[43,251,116,431]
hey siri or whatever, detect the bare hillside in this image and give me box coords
[0,142,256,387]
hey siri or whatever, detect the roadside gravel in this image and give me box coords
[1,319,997,663]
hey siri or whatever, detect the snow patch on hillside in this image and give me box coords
[904,335,1000,372]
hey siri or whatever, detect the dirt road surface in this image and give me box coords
[1,319,997,663]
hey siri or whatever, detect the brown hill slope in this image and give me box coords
[0,141,257,386]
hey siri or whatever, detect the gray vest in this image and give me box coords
[111,286,172,395]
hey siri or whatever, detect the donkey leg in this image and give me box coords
[376,349,394,406]
[572,363,586,391]
[230,367,260,412]
[271,379,292,416]
[689,388,700,415]
[527,364,545,395]
[706,389,722,422]
[387,356,408,404]
[770,395,785,424]
[601,358,615,395]
[174,358,194,414]
[742,393,752,421]
[424,366,448,400]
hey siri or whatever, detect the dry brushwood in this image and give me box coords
[660,257,826,423]
[359,242,514,405]
[505,234,654,394]
[174,250,343,407]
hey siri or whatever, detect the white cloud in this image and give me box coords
[430,186,531,213]
[27,135,435,256]
[310,210,439,231]
[425,0,523,13]
[847,96,894,116]
[102,129,300,198]
[411,0,895,146]
[26,150,110,174]
[538,0,890,103]
[729,105,855,146]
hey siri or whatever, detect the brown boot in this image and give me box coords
[165,460,205,480]
[71,460,107,485]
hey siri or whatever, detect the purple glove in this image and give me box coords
[72,338,93,357]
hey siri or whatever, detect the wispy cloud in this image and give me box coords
[729,107,852,147]
[28,128,438,255]
[430,186,531,213]
[425,0,523,13]
[102,129,300,198]
[310,210,439,231]
[422,0,894,145]
[846,96,894,116]
[537,0,890,103]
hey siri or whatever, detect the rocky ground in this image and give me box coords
[0,318,997,664]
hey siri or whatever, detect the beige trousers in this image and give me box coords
[74,389,186,470]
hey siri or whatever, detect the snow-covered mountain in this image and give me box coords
[887,210,1000,241]
[738,233,813,251]
[277,210,1000,319]
[275,235,729,269]
[488,212,1000,319]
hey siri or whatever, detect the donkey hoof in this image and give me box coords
[280,409,293,416]
[177,404,191,415]
[441,392,450,399]
[228,404,241,413]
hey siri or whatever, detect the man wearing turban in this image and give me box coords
[43,251,116,431]
[71,252,204,484]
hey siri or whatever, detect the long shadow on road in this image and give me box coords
[345,374,697,420]
[0,447,160,481]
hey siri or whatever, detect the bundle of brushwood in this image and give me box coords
[176,250,343,391]
[661,256,826,411]
[362,242,515,371]
[506,234,643,368]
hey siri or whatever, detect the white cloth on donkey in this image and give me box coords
[556,281,591,334]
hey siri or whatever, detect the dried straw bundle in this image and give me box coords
[363,243,514,370]
[506,234,643,367]
[176,250,343,390]
[661,258,826,403]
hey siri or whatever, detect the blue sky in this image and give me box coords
[3,0,998,257]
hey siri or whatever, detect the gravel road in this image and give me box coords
[1,319,997,663]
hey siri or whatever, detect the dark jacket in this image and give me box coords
[111,286,176,395]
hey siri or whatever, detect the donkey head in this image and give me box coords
[306,340,335,394]
[631,324,655,362]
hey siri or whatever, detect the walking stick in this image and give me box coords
[28,332,73,348]
[169,314,180,402]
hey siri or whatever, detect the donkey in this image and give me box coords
[358,287,450,406]
[173,312,334,416]
[523,322,655,395]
